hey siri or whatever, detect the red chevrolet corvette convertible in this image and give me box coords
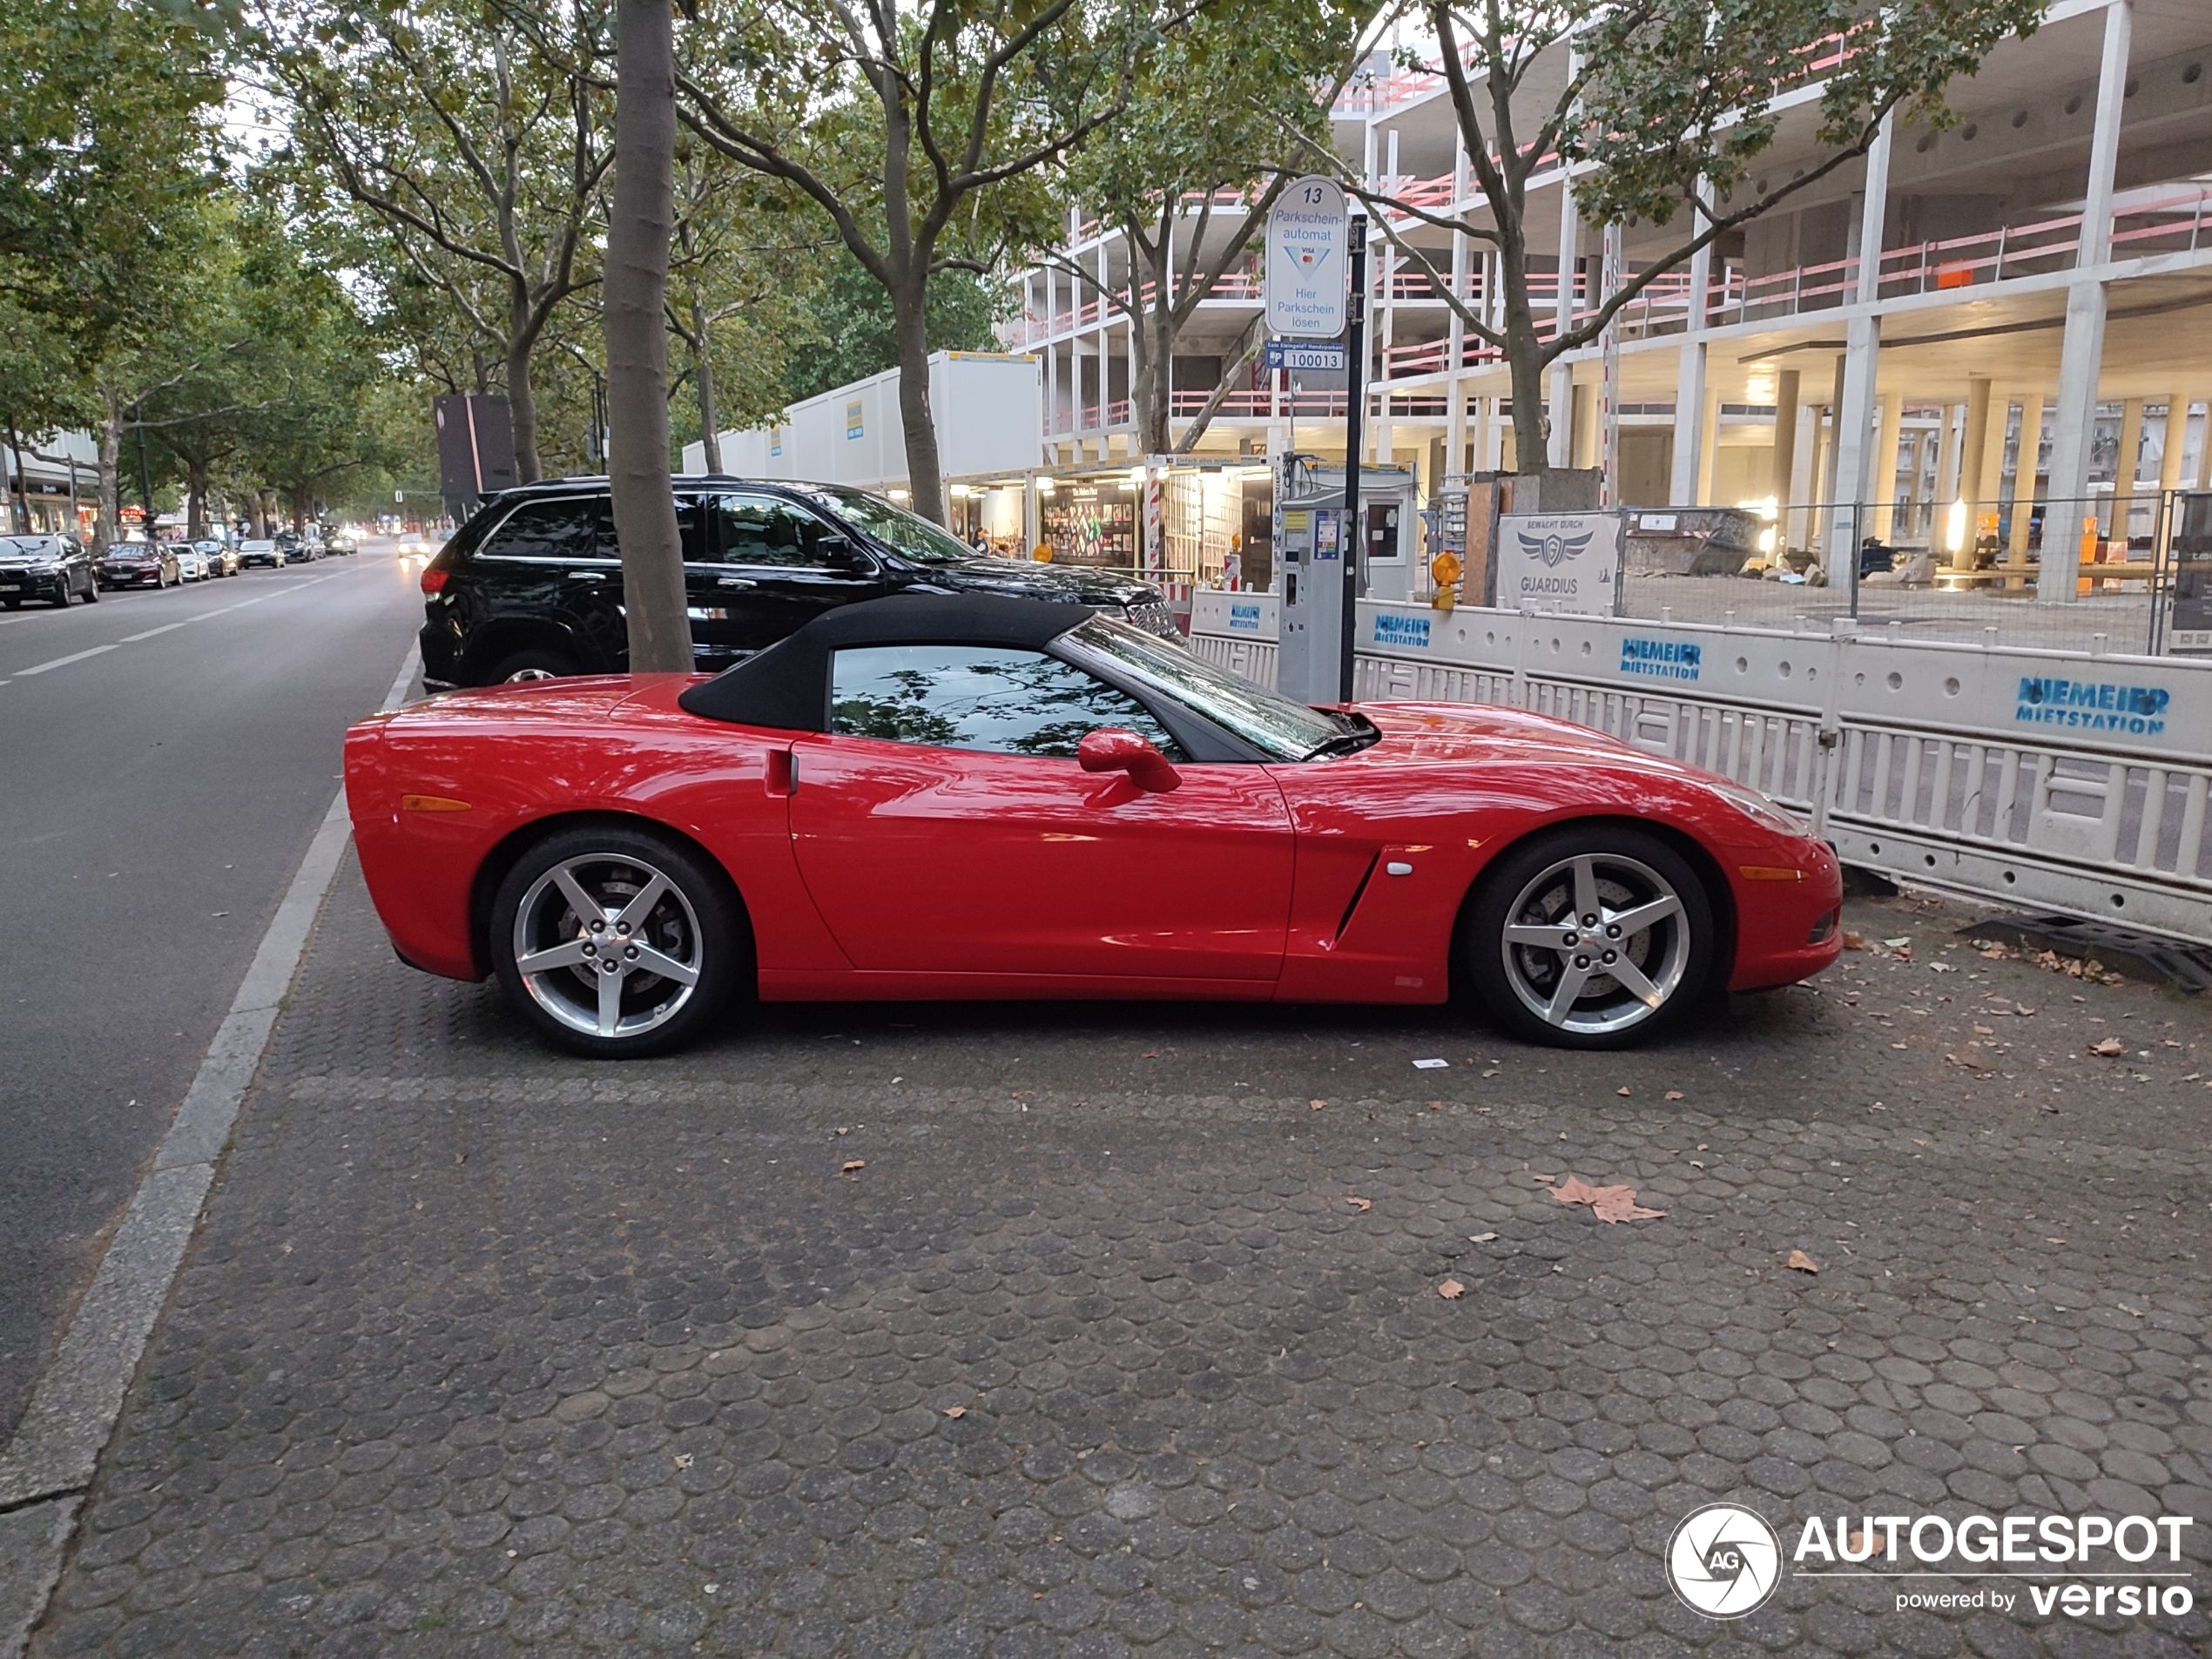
[345,594,1841,1057]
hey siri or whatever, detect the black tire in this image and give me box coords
[1462,823,1718,1051]
[51,583,71,608]
[3,598,18,610]
[81,578,97,603]
[484,647,583,685]
[489,824,743,1058]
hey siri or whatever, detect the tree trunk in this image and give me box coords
[186,457,210,538]
[891,280,946,523]
[256,489,274,537]
[690,283,722,474]
[605,0,691,673]
[3,414,28,533]
[506,320,543,486]
[97,395,123,545]
[1497,239,1552,478]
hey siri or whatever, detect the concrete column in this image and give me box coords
[1770,369,1800,501]
[2040,0,2132,602]
[1570,375,1597,469]
[1787,400,1818,552]
[2114,395,2145,492]
[1826,319,1881,556]
[1445,382,1468,487]
[1870,394,1905,538]
[1548,174,1581,469]
[1696,384,1722,507]
[1936,404,1962,503]
[2158,396,2188,495]
[1853,116,1896,307]
[1669,342,1710,505]
[1447,129,1468,389]
[2007,394,2046,582]
[2198,400,2212,489]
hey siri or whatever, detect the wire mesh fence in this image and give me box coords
[1613,494,2179,656]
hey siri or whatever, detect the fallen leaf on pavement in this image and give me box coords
[1310,1099,1327,1110]
[840,1159,867,1175]
[1346,1197,1372,1211]
[1468,1231,1498,1243]
[1842,931,1867,950]
[942,1406,967,1419]
[1437,1278,1465,1299]
[1615,1086,1631,1097]
[1945,1052,1995,1072]
[1785,1250,1819,1274]
[1551,1174,1665,1223]
[2089,1038,2125,1057]
[1664,1090,1684,1101]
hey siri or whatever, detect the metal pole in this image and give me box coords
[1339,214,1368,703]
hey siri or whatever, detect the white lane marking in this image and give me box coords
[16,644,120,676]
[119,623,190,643]
[0,641,420,1518]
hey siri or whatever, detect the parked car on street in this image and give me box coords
[348,592,1843,1059]
[274,529,310,563]
[237,538,287,570]
[170,543,208,582]
[97,542,179,590]
[195,538,239,577]
[326,530,356,556]
[415,476,1180,690]
[0,534,98,607]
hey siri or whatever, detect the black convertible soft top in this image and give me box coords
[676,591,1093,731]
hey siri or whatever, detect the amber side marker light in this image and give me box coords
[400,794,473,813]
[1737,865,1805,882]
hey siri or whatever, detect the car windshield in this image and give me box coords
[1057,614,1360,762]
[795,484,973,566]
[104,543,144,556]
[0,537,52,556]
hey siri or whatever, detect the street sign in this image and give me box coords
[1494,511,1624,616]
[1265,176,1348,340]
[1263,340,1348,373]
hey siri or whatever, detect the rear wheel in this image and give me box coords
[489,826,742,1058]
[82,579,98,603]
[1464,825,1716,1049]
[487,647,582,685]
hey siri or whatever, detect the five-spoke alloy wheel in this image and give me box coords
[1465,826,1716,1049]
[489,826,741,1056]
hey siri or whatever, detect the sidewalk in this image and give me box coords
[23,856,2212,1656]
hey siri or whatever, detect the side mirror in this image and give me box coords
[1078,727,1179,793]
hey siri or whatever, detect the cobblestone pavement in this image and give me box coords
[25,863,2212,1657]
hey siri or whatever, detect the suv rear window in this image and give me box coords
[480,496,711,563]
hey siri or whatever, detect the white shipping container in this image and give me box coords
[682,351,1041,491]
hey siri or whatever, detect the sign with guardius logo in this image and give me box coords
[1494,512,1621,617]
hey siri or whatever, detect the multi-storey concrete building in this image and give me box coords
[1008,0,2212,594]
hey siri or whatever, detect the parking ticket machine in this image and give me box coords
[1276,503,1345,705]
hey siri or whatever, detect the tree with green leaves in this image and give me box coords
[260,0,616,482]
[677,0,1175,523]
[1047,1,1377,457]
[1365,0,2043,475]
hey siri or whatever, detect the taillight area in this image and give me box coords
[420,565,448,597]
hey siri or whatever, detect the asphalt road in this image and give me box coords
[0,539,424,1444]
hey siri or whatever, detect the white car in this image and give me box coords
[171,544,207,581]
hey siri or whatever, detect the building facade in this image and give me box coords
[1007,0,2212,597]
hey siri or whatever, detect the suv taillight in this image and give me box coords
[420,566,448,596]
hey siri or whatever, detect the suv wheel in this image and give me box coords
[489,647,582,684]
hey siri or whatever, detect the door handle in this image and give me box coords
[718,575,755,589]
[564,570,604,582]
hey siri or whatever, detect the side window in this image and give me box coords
[711,495,824,567]
[482,499,613,562]
[829,645,1184,759]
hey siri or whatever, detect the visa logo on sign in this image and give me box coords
[1228,603,1261,631]
[1373,613,1432,650]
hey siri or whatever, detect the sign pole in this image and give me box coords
[1339,214,1368,703]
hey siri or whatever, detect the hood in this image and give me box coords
[371,675,654,737]
[928,556,1154,607]
[1352,700,1715,779]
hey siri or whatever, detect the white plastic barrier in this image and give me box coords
[1188,590,2212,947]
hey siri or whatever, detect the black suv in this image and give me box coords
[417,476,1180,689]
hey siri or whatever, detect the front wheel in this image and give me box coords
[489,826,742,1058]
[82,580,98,603]
[487,647,581,685]
[1464,825,1717,1049]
